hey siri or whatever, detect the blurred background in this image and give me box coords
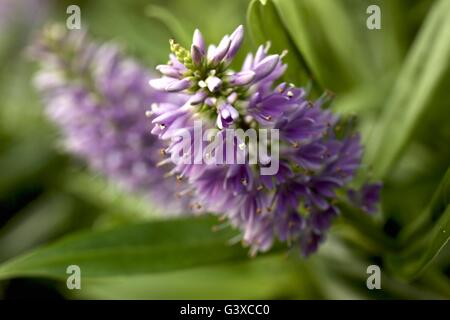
[0,0,449,299]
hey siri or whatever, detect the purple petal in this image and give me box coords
[211,36,231,65]
[149,77,176,91]
[165,78,192,92]
[189,90,207,105]
[228,70,255,86]
[220,104,239,120]
[225,25,244,62]
[216,114,225,129]
[227,92,238,104]
[253,55,279,81]
[193,29,205,54]
[156,65,181,78]
[205,76,222,92]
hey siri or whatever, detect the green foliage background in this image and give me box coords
[0,0,448,299]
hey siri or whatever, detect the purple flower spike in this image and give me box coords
[150,25,380,256]
[31,25,190,214]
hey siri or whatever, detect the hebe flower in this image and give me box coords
[150,26,381,256]
[30,25,189,214]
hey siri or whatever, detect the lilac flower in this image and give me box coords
[30,25,189,214]
[150,26,380,256]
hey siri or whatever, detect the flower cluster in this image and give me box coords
[30,25,189,214]
[150,26,380,256]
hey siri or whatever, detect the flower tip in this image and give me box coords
[211,36,231,65]
[225,25,245,63]
[193,28,205,53]
[253,54,280,81]
[231,25,244,38]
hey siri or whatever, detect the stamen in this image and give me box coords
[212,222,229,232]
[228,234,242,245]
[177,188,192,197]
[156,158,171,167]
[164,171,175,178]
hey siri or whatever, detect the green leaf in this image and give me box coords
[0,134,62,195]
[401,166,450,242]
[387,207,450,280]
[386,166,450,279]
[337,201,398,254]
[366,0,450,178]
[0,216,250,280]
[145,5,190,47]
[246,0,313,87]
[271,0,404,93]
[70,255,317,299]
[85,0,173,65]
